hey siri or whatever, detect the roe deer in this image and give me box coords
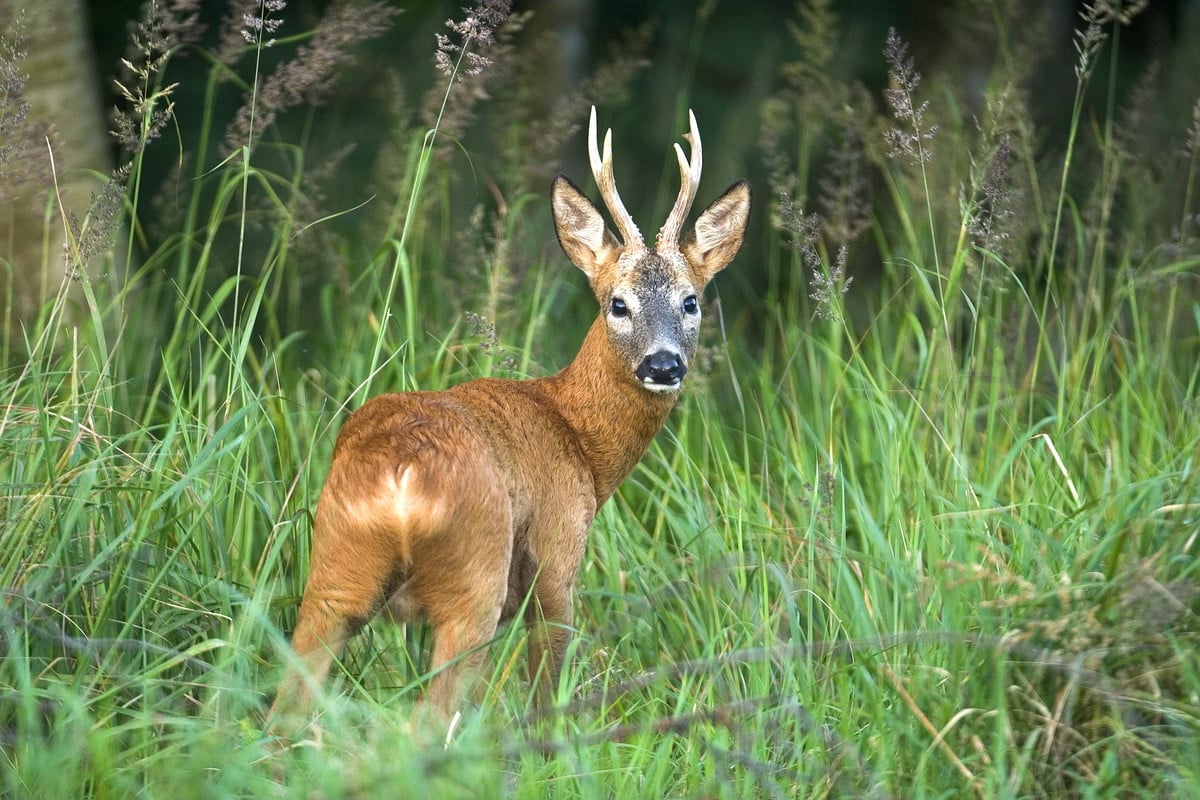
[270,107,750,723]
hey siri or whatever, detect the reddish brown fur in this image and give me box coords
[269,109,750,725]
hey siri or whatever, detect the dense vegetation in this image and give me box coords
[2,1,1199,797]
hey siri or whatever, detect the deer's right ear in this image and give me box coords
[552,175,621,281]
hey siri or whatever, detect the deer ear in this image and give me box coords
[552,175,621,282]
[681,180,751,287]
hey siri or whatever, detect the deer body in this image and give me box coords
[270,108,750,722]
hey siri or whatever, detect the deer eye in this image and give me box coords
[682,295,699,315]
[610,297,630,318]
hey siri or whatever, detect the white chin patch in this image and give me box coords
[641,379,682,394]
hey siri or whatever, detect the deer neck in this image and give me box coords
[539,317,678,506]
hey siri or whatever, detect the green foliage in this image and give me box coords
[2,1,1200,798]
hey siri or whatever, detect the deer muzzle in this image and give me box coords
[636,350,686,391]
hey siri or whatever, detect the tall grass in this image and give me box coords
[2,1,1199,797]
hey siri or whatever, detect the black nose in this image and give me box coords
[636,350,686,385]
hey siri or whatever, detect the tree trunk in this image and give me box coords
[1,0,114,351]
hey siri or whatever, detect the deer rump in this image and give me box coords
[292,380,596,702]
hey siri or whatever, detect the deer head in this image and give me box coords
[551,107,751,394]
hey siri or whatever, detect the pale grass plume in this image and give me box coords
[422,0,519,152]
[110,1,187,153]
[434,0,513,78]
[1070,0,1150,83]
[243,0,287,46]
[223,0,400,153]
[776,192,852,322]
[817,116,871,246]
[968,132,1016,258]
[0,9,40,191]
[217,0,266,64]
[882,27,937,167]
[1187,96,1200,158]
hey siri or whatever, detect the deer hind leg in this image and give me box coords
[410,522,512,715]
[268,520,395,726]
[421,596,505,716]
[412,493,514,717]
[378,562,509,720]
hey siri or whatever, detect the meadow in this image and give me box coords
[2,1,1199,797]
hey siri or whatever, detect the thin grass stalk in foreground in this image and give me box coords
[227,1,284,416]
[1043,10,1113,300]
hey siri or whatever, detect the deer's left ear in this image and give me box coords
[681,181,751,287]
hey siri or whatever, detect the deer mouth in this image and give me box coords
[641,378,684,394]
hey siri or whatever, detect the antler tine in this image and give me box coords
[656,109,704,251]
[587,106,644,249]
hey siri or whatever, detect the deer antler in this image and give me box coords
[588,106,645,250]
[655,109,703,252]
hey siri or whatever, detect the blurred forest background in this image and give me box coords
[4,0,1194,351]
